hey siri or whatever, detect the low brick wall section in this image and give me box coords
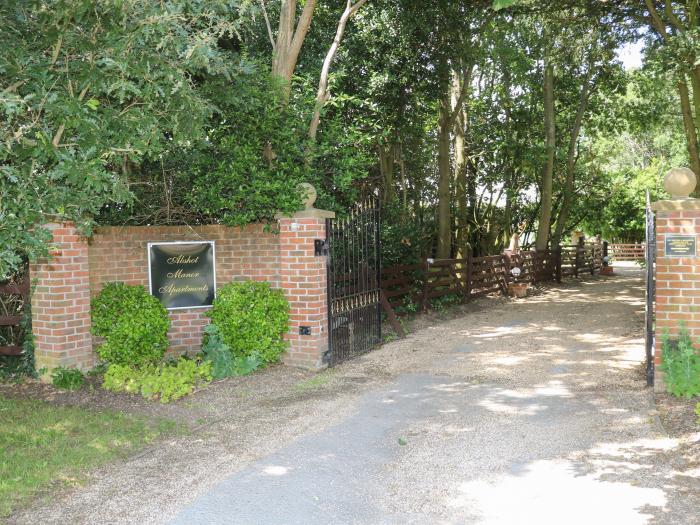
[30,210,334,377]
[87,225,280,353]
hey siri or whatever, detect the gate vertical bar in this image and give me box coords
[375,195,382,345]
[325,217,333,365]
[644,192,655,387]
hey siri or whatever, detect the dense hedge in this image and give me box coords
[91,282,170,367]
[208,281,289,363]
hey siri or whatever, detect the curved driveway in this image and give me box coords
[13,267,699,525]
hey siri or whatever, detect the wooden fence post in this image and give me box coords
[575,237,584,277]
[555,246,562,283]
[466,251,473,301]
[503,251,512,283]
[421,259,430,312]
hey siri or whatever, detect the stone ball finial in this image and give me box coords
[298,182,317,210]
[664,167,696,199]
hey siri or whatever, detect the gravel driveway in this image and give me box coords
[11,267,700,524]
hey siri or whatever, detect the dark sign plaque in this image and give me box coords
[664,235,696,257]
[148,242,216,309]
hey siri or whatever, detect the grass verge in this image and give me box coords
[295,371,334,392]
[0,396,176,518]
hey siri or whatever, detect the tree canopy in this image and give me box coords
[1,0,695,273]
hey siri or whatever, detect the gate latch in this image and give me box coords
[314,239,329,257]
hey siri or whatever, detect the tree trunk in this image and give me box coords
[453,70,470,259]
[397,140,409,221]
[379,144,395,204]
[535,62,555,252]
[308,0,367,141]
[552,70,591,246]
[436,96,452,259]
[271,0,317,104]
[679,78,700,177]
[690,67,700,135]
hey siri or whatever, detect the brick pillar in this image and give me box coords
[30,223,93,377]
[652,200,700,390]
[277,208,334,370]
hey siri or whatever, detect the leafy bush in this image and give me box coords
[102,364,150,395]
[208,281,289,363]
[660,325,700,399]
[103,358,212,403]
[696,402,700,426]
[51,367,85,390]
[201,324,262,378]
[91,283,170,367]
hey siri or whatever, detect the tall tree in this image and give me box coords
[535,57,556,251]
[641,0,700,176]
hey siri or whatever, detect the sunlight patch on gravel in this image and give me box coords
[447,459,667,525]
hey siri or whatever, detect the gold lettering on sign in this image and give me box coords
[159,283,209,295]
[166,255,199,264]
[166,268,201,279]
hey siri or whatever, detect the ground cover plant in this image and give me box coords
[200,324,263,379]
[0,397,175,518]
[103,360,213,404]
[50,367,85,391]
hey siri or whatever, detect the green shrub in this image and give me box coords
[51,367,85,390]
[103,358,212,403]
[201,324,263,378]
[91,282,170,367]
[696,402,700,426]
[660,325,700,399]
[208,281,289,363]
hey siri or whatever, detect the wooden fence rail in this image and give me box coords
[381,242,603,327]
[0,264,30,356]
[608,243,645,261]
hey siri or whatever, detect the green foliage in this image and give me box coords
[200,324,262,379]
[91,283,170,367]
[696,402,700,426]
[430,293,463,311]
[660,326,700,399]
[208,281,289,364]
[50,367,85,391]
[140,359,212,403]
[103,358,212,403]
[0,0,255,275]
[102,363,149,395]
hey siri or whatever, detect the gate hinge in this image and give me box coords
[314,239,329,257]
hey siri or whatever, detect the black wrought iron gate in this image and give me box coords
[326,197,381,366]
[644,192,655,387]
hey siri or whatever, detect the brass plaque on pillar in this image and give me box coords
[664,235,696,257]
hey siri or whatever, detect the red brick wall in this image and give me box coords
[87,224,280,353]
[654,210,700,366]
[30,223,94,372]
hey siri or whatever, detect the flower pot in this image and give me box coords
[508,282,529,298]
[600,265,614,276]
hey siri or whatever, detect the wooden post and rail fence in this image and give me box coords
[380,241,604,336]
[0,262,30,356]
[606,243,645,261]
